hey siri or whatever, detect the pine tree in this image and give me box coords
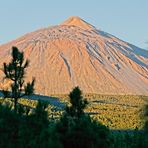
[66,86,88,118]
[2,46,35,112]
[56,87,112,148]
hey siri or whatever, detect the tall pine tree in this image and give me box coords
[2,46,35,112]
[66,86,88,118]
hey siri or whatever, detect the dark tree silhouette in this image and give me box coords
[2,46,35,112]
[56,86,112,148]
[144,104,148,133]
[143,104,148,147]
[66,86,88,118]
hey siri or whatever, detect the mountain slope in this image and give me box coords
[0,16,148,95]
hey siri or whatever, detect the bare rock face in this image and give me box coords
[0,16,148,95]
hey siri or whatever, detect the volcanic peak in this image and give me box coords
[61,16,96,30]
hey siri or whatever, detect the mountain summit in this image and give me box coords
[0,17,148,95]
[61,16,95,30]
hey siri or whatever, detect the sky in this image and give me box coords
[0,0,148,49]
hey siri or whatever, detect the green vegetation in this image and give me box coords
[85,94,146,129]
[0,94,146,129]
[54,87,112,148]
[51,94,147,129]
[0,47,147,147]
[0,89,147,148]
[0,87,112,148]
[143,102,148,147]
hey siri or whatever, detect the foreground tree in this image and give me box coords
[66,86,88,118]
[144,104,148,133]
[0,100,58,148]
[143,104,148,147]
[55,86,112,148]
[2,46,35,112]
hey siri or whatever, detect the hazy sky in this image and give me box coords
[0,0,148,49]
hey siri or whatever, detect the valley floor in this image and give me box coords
[1,94,147,130]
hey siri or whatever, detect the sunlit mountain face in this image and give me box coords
[0,16,148,95]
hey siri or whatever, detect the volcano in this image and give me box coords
[0,16,148,95]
